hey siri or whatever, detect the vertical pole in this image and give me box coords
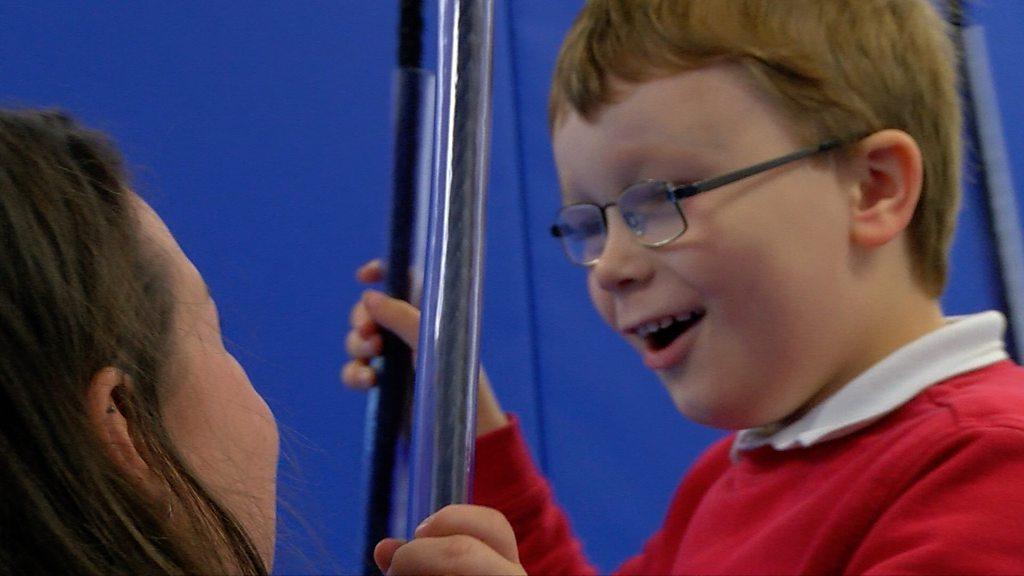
[361,69,435,576]
[361,3,432,574]
[950,1,1024,360]
[408,0,494,530]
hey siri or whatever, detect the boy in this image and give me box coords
[345,0,1024,573]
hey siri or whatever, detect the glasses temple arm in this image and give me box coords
[672,139,844,199]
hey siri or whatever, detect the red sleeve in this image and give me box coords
[473,416,598,576]
[848,425,1024,574]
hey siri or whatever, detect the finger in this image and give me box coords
[386,535,525,576]
[356,259,386,284]
[362,290,421,350]
[348,298,370,329]
[373,537,405,574]
[415,504,519,564]
[345,328,382,359]
[340,361,376,390]
[349,301,383,340]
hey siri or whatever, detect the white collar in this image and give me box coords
[732,311,1010,459]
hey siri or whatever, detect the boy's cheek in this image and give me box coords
[586,278,618,327]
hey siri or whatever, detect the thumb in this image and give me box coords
[374,538,405,573]
[363,290,422,350]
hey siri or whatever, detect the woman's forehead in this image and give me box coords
[131,194,208,304]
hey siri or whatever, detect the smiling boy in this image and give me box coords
[349,1,1024,574]
[551,67,945,430]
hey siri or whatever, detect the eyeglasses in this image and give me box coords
[549,138,847,266]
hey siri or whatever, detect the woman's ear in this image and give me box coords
[86,368,162,498]
[846,129,924,248]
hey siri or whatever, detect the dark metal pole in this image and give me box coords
[949,1,1024,360]
[407,0,494,531]
[361,1,434,573]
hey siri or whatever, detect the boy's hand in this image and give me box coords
[374,504,527,576]
[341,259,418,390]
[341,259,509,435]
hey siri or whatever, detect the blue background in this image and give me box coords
[2,1,1022,573]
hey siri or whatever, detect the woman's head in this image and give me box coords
[0,109,277,574]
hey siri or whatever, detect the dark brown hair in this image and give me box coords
[0,110,267,574]
[550,0,961,296]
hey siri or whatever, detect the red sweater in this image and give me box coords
[474,361,1024,575]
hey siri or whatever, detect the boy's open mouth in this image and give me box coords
[639,310,707,351]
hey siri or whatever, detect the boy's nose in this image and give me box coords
[591,209,654,292]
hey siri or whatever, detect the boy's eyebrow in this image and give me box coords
[560,149,712,203]
[618,147,717,188]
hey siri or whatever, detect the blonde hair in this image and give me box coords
[550,0,962,296]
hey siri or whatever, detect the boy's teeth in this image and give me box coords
[637,311,701,338]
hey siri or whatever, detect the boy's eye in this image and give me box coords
[557,210,604,238]
[577,219,605,237]
[624,212,646,232]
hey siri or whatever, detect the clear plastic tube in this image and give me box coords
[407,0,494,533]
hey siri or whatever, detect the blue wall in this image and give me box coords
[3,2,1023,573]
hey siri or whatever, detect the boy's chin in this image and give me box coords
[663,377,784,431]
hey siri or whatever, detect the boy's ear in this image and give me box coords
[86,368,161,496]
[846,129,924,248]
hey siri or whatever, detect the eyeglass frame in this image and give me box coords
[549,137,851,266]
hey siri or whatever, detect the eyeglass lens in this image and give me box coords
[555,181,688,265]
[556,204,607,264]
[618,181,687,244]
